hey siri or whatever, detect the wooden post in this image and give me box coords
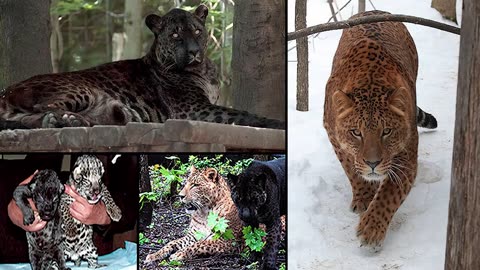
[445,0,480,269]
[0,0,51,89]
[432,0,457,22]
[232,0,286,121]
[295,0,309,111]
[138,155,153,232]
[122,0,143,60]
[358,0,366,13]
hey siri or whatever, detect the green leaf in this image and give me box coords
[242,226,267,252]
[213,217,229,233]
[254,227,267,238]
[212,232,221,240]
[242,226,252,235]
[207,211,219,228]
[194,231,206,240]
[169,260,183,266]
[223,229,235,240]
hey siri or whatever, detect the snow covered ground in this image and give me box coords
[287,1,460,269]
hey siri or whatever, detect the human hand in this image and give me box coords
[64,185,111,225]
[8,171,48,232]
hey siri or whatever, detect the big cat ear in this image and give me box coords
[73,166,82,181]
[389,87,412,117]
[204,168,219,182]
[145,14,164,35]
[190,165,197,174]
[332,91,354,119]
[194,4,209,24]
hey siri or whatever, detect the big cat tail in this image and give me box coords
[416,106,437,129]
[0,120,29,130]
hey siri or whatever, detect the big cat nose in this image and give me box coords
[188,48,200,59]
[241,208,251,219]
[364,159,381,170]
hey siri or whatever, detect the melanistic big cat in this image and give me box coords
[13,169,69,270]
[228,157,286,270]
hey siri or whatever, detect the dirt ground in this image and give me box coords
[139,200,286,270]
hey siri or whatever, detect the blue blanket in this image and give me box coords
[0,241,137,270]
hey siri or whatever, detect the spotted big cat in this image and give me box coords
[0,5,284,130]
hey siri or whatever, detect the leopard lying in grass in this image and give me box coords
[144,166,243,263]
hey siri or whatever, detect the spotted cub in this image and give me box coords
[60,155,122,268]
[324,10,437,250]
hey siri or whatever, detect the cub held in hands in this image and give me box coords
[13,169,70,270]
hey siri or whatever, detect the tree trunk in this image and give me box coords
[296,0,309,111]
[432,0,457,22]
[122,0,143,60]
[50,0,63,73]
[231,0,285,121]
[138,154,153,232]
[358,0,366,13]
[445,0,480,269]
[0,0,52,89]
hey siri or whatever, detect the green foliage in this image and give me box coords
[51,0,101,16]
[194,231,207,241]
[207,211,235,240]
[139,156,189,205]
[188,155,253,176]
[279,263,286,270]
[159,259,183,267]
[243,226,267,252]
[139,191,160,210]
[240,248,251,260]
[140,155,252,206]
[139,232,150,245]
[195,210,235,241]
[245,261,259,269]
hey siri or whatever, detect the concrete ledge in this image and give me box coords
[0,120,285,152]
[164,120,285,151]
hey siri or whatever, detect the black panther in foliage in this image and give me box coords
[228,157,286,270]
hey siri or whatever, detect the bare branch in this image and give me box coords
[327,0,353,23]
[287,13,460,41]
[327,0,338,22]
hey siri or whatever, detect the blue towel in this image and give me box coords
[0,241,137,270]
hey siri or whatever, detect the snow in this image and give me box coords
[287,1,460,269]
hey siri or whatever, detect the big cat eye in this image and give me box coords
[350,129,362,138]
[194,29,201,35]
[172,33,179,38]
[383,128,392,136]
